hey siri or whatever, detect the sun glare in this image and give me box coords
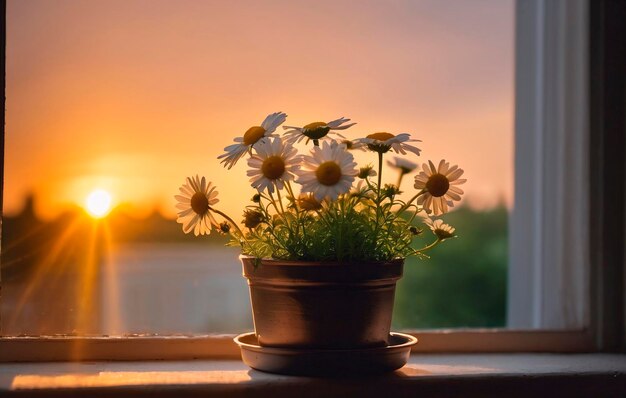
[85,189,112,218]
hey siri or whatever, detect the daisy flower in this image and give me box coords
[175,175,219,236]
[247,137,300,193]
[387,156,418,175]
[218,111,287,169]
[359,132,422,155]
[296,141,358,201]
[388,156,418,188]
[424,218,456,240]
[414,160,466,215]
[283,117,356,145]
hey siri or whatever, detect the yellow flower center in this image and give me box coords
[190,192,209,215]
[434,228,454,240]
[425,173,450,197]
[366,132,395,153]
[261,155,286,180]
[316,161,342,186]
[302,122,330,140]
[243,126,266,146]
[367,132,395,141]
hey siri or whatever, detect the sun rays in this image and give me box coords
[5,210,122,340]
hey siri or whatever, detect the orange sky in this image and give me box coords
[5,0,513,220]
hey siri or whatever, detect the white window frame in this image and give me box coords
[1,0,623,361]
[508,0,589,330]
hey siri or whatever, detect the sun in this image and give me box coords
[85,189,112,218]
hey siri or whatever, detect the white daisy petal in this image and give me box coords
[446,165,459,175]
[446,190,462,201]
[176,202,191,211]
[174,194,190,202]
[436,198,446,215]
[440,161,450,175]
[261,111,287,133]
[184,214,199,234]
[447,168,465,181]
[448,186,464,195]
[179,185,195,196]
[428,160,437,174]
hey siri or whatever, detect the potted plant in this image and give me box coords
[174,112,465,374]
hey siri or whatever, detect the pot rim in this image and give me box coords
[239,254,405,267]
[234,332,418,354]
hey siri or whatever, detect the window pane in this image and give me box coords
[2,0,513,335]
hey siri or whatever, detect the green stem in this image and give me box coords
[407,207,420,224]
[371,151,385,252]
[275,187,286,214]
[396,172,404,190]
[315,208,333,229]
[285,181,296,202]
[286,181,306,244]
[377,152,383,195]
[414,238,442,254]
[398,189,427,214]
[267,190,281,214]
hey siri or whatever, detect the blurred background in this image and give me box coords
[2,0,513,335]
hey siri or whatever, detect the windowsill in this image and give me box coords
[1,354,624,397]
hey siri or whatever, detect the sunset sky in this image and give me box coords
[5,0,513,220]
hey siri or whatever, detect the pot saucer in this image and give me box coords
[234,332,417,376]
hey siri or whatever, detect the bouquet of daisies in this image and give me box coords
[175,112,465,262]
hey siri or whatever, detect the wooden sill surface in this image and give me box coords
[0,353,624,397]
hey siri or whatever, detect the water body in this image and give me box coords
[100,243,253,335]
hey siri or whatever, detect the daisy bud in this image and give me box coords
[218,222,231,234]
[358,165,376,179]
[272,214,284,226]
[297,193,323,211]
[243,210,264,229]
[382,184,401,198]
[410,226,422,236]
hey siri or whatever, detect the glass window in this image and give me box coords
[2,0,513,335]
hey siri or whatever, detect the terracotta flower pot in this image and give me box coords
[240,255,404,349]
